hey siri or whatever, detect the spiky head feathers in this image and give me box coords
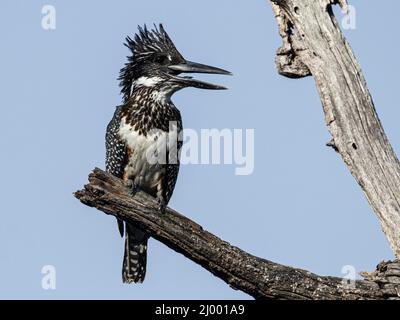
[119,24,184,102]
[127,24,181,60]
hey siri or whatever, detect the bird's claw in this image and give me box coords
[158,199,167,214]
[124,179,139,196]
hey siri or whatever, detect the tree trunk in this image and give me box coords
[271,0,400,257]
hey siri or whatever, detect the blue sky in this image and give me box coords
[0,0,398,299]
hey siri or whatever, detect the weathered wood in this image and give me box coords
[270,0,400,258]
[75,168,400,300]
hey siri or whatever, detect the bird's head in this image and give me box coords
[119,24,231,102]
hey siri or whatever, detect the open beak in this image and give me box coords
[168,60,232,90]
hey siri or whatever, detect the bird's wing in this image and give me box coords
[163,116,183,204]
[164,163,180,204]
[106,106,128,236]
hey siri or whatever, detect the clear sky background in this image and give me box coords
[0,0,398,299]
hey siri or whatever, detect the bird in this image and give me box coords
[105,24,231,284]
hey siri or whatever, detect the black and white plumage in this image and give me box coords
[105,24,231,284]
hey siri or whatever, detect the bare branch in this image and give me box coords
[270,0,400,258]
[75,168,400,300]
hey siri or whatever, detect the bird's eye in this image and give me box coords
[154,55,169,64]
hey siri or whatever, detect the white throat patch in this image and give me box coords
[133,76,163,88]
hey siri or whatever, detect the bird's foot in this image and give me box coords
[124,179,139,196]
[158,199,167,214]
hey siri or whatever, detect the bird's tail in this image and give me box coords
[122,223,149,283]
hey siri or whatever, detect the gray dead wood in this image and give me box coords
[271,0,400,258]
[75,169,400,299]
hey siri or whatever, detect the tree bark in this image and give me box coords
[75,168,400,300]
[270,0,400,258]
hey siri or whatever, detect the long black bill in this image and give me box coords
[169,61,232,75]
[168,60,232,90]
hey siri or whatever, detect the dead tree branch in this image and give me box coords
[75,168,400,299]
[270,0,400,258]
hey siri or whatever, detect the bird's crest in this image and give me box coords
[119,24,182,102]
[126,24,179,59]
